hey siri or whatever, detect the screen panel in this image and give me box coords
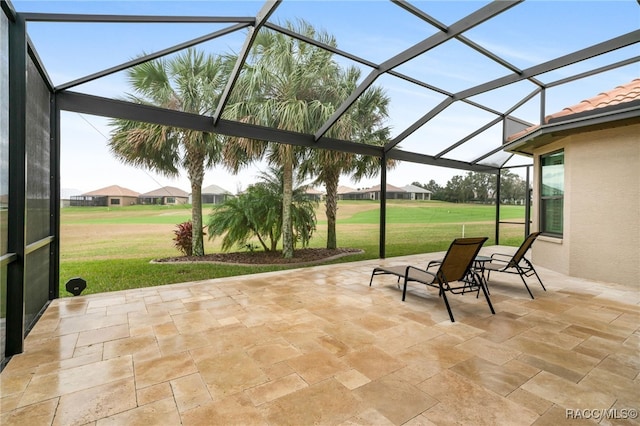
[26,55,51,244]
[23,246,49,330]
[23,54,52,332]
[0,9,9,362]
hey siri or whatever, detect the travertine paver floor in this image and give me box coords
[1,246,638,425]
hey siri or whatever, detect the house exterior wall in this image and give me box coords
[164,196,188,205]
[201,194,230,204]
[533,138,571,275]
[106,196,138,206]
[138,197,159,205]
[532,123,640,286]
[70,196,107,207]
[340,193,369,200]
[372,191,410,201]
[415,193,431,201]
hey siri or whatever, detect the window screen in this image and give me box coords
[540,150,564,236]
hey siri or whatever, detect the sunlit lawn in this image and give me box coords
[60,200,527,296]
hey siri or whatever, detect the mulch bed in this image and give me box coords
[154,247,363,265]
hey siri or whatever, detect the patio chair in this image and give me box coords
[483,231,546,299]
[369,237,493,322]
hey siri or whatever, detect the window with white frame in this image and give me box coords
[540,150,564,236]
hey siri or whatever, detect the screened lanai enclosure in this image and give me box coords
[1,0,638,367]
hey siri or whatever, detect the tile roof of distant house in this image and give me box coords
[337,185,356,194]
[201,184,232,195]
[507,79,640,142]
[83,185,139,197]
[139,186,189,198]
[365,184,407,193]
[403,184,432,193]
[305,187,324,195]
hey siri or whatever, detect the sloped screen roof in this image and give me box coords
[11,0,640,179]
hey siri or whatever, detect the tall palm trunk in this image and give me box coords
[324,169,339,249]
[190,181,204,256]
[282,151,294,258]
[109,50,227,258]
[188,155,205,256]
[270,229,278,252]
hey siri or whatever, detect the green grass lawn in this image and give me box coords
[59,200,528,296]
[338,201,524,224]
[60,204,193,224]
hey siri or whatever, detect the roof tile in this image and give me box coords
[507,78,640,142]
[83,185,139,197]
[139,186,189,197]
[546,78,640,122]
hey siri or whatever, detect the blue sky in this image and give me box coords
[10,0,640,194]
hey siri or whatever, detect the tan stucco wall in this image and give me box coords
[106,196,138,206]
[531,123,640,286]
[164,196,188,205]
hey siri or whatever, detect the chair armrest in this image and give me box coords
[405,265,437,284]
[426,260,442,270]
[405,265,427,274]
[490,253,512,262]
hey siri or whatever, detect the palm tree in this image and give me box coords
[206,188,279,252]
[109,49,229,256]
[299,66,392,249]
[207,166,317,252]
[254,167,317,250]
[223,20,339,258]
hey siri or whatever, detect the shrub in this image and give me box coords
[207,169,317,253]
[173,221,200,256]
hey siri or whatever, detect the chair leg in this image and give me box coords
[468,271,483,299]
[522,259,546,291]
[480,280,495,315]
[439,284,455,322]
[481,270,490,295]
[533,268,546,291]
[402,277,409,301]
[529,262,546,291]
[517,266,535,299]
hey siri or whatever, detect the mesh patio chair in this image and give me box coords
[369,237,493,322]
[483,231,546,299]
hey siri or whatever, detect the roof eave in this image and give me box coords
[504,104,640,156]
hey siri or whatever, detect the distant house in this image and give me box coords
[337,185,357,200]
[304,187,324,201]
[341,184,409,201]
[61,188,82,208]
[340,187,370,201]
[402,184,432,201]
[139,186,189,205]
[70,185,140,207]
[198,184,233,204]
